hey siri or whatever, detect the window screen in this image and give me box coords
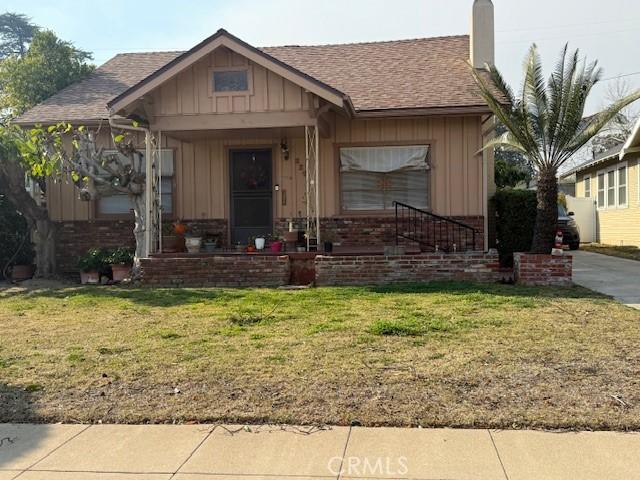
[607,170,616,207]
[340,145,429,210]
[213,70,249,92]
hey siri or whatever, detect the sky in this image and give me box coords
[4,0,640,115]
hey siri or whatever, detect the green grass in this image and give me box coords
[1,281,639,430]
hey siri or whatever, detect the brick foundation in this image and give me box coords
[276,216,484,251]
[513,252,573,286]
[139,255,290,287]
[53,218,228,275]
[315,251,500,286]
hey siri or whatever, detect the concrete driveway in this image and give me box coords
[572,250,640,309]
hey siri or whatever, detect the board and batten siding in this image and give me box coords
[575,155,640,246]
[46,114,488,222]
[150,46,311,117]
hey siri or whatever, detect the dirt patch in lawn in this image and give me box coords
[1,282,639,430]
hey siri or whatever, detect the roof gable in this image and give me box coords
[108,29,350,116]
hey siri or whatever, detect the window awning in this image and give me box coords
[340,145,429,173]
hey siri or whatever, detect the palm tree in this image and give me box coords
[471,45,640,253]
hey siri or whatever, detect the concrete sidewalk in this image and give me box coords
[572,250,640,309]
[1,424,640,480]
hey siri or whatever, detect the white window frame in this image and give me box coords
[96,149,175,217]
[596,170,606,209]
[583,175,591,198]
[617,161,628,209]
[596,162,628,210]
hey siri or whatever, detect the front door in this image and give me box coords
[230,149,273,245]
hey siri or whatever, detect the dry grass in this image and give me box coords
[1,282,640,430]
[582,243,640,261]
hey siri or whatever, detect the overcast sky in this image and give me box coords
[4,0,640,114]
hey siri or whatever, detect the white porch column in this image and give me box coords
[305,123,320,249]
[144,130,153,257]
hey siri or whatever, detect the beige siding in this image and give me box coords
[150,46,311,118]
[575,155,640,246]
[48,114,487,223]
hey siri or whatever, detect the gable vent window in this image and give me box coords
[339,145,430,211]
[213,69,249,93]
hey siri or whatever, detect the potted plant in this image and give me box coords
[269,232,284,253]
[203,233,219,253]
[77,248,107,285]
[162,222,185,253]
[7,243,36,282]
[184,224,202,254]
[108,247,134,282]
[255,235,266,250]
[246,236,256,253]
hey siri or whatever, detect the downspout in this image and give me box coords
[108,116,153,258]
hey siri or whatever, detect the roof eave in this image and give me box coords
[107,29,351,116]
[354,104,494,118]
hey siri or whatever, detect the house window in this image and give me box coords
[607,170,616,207]
[597,172,605,208]
[339,145,430,211]
[213,69,249,92]
[618,165,627,207]
[583,175,591,198]
[97,150,174,216]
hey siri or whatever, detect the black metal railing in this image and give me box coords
[394,201,479,252]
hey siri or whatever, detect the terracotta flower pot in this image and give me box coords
[163,235,185,253]
[10,264,34,282]
[80,271,100,285]
[111,264,131,282]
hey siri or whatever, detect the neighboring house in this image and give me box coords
[561,119,640,246]
[15,0,498,274]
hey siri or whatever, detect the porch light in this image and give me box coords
[280,138,289,160]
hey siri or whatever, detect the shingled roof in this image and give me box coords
[17,34,489,124]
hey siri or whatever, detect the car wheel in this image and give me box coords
[569,243,580,251]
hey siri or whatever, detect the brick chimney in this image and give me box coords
[470,0,495,69]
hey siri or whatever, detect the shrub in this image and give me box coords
[107,247,134,265]
[492,188,537,266]
[77,248,110,273]
[0,195,35,278]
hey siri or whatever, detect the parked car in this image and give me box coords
[558,205,580,250]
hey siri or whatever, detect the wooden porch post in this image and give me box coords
[144,130,153,257]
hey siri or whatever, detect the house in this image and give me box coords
[561,119,640,246]
[15,0,500,282]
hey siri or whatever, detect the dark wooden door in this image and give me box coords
[229,149,273,245]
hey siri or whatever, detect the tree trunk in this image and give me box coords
[0,156,56,277]
[530,167,559,254]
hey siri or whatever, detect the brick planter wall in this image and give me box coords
[139,255,290,287]
[315,251,500,286]
[276,216,485,250]
[513,253,573,286]
[53,218,228,275]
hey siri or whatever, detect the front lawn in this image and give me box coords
[582,243,640,261]
[1,282,639,430]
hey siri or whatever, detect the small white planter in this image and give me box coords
[185,236,202,253]
[255,237,266,250]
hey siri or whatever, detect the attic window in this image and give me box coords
[212,69,249,93]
